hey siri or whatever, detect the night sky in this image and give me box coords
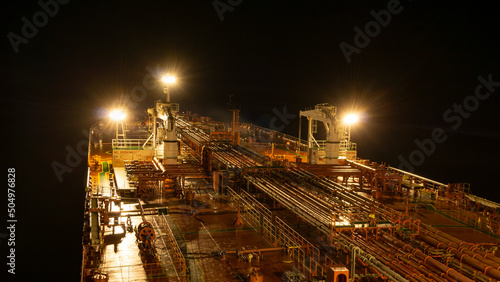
[2,1,500,280]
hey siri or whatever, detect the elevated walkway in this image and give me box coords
[114,166,135,197]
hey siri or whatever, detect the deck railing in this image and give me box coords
[227,186,335,278]
[112,138,154,150]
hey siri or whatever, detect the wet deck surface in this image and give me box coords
[91,176,296,282]
[164,193,297,281]
[98,201,188,281]
[101,213,148,281]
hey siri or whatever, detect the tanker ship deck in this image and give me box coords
[80,102,500,282]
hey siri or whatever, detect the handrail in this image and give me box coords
[112,139,154,150]
[142,133,155,148]
[159,214,187,275]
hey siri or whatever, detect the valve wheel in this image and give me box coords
[137,222,155,241]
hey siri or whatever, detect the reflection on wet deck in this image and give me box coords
[100,204,148,281]
[98,203,185,281]
[89,190,297,282]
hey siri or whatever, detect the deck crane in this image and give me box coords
[300,103,344,164]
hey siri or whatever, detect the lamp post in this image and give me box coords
[109,110,126,140]
[159,74,178,165]
[343,114,359,142]
[161,75,176,102]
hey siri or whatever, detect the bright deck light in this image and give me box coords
[161,75,176,84]
[343,114,359,125]
[109,110,126,121]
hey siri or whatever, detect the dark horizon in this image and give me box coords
[2,1,500,281]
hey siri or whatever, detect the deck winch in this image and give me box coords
[136,221,155,244]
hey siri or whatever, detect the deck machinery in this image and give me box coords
[81,101,500,282]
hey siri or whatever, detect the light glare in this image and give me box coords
[161,75,176,84]
[343,114,359,125]
[109,110,126,121]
